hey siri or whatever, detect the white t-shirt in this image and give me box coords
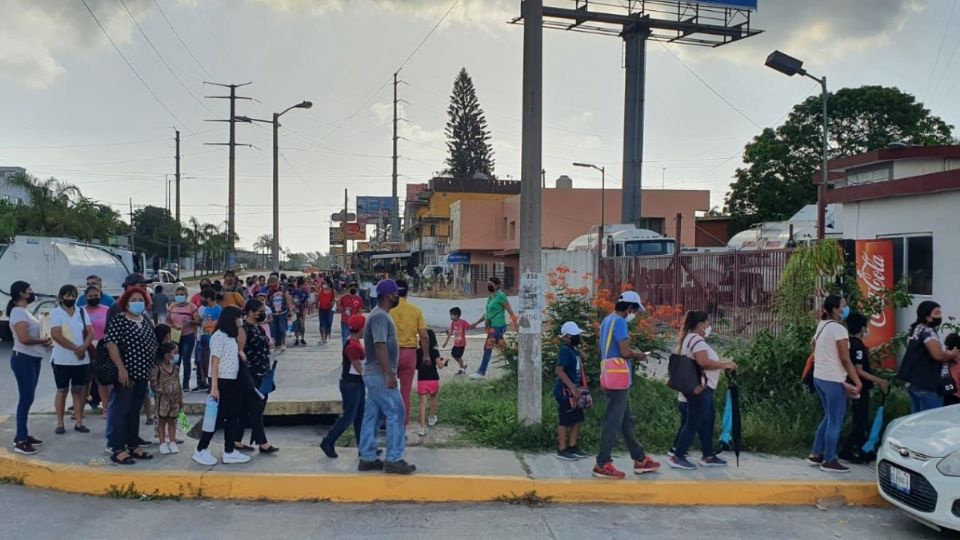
[9,306,46,357]
[49,306,90,366]
[209,330,239,380]
[813,319,850,383]
[678,333,721,403]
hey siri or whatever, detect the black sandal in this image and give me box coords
[234,443,255,452]
[111,453,135,465]
[259,445,279,454]
[130,450,153,460]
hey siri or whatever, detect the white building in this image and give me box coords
[0,166,29,204]
[826,145,960,332]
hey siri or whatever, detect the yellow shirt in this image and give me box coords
[390,297,426,349]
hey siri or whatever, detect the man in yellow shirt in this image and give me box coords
[390,279,429,425]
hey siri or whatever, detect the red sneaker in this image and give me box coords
[592,462,626,480]
[633,456,661,474]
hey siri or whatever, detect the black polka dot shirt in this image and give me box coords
[104,314,158,381]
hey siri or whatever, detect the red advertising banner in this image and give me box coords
[855,239,896,368]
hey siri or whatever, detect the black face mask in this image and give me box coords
[487,285,496,293]
[256,312,267,323]
[389,295,400,309]
[930,317,943,328]
[349,288,357,295]
[569,335,581,347]
[86,297,101,307]
[61,299,76,308]
[24,293,36,304]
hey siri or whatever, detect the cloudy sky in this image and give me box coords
[1,0,957,253]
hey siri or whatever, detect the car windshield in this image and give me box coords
[623,240,674,257]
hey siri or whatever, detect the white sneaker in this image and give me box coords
[469,373,485,380]
[222,450,251,464]
[192,449,217,466]
[159,442,171,455]
[418,427,426,437]
[428,415,438,426]
[168,442,180,454]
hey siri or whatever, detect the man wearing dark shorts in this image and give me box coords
[554,321,588,461]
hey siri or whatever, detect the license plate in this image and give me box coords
[890,466,911,495]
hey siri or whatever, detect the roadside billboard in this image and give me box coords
[856,239,896,369]
[330,223,366,242]
[356,196,398,221]
[406,183,429,202]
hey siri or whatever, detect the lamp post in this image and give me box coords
[573,162,606,280]
[235,99,313,272]
[765,50,829,240]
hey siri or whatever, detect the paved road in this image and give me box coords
[0,485,943,539]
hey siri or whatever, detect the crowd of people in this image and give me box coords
[10,267,958,479]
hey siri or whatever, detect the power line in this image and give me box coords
[118,0,217,116]
[657,41,761,130]
[923,0,957,103]
[396,0,461,73]
[153,0,215,80]
[80,0,189,132]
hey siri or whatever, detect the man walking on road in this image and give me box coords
[357,279,416,475]
[390,279,429,425]
[593,290,661,480]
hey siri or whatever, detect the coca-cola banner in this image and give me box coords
[855,240,896,368]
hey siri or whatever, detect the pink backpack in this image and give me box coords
[600,318,632,390]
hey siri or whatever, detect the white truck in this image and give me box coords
[0,236,132,341]
[567,224,676,258]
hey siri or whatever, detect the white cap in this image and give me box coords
[560,321,583,336]
[617,290,646,311]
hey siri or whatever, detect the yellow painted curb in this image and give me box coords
[0,450,885,506]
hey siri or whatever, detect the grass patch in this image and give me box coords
[493,490,553,507]
[105,482,183,501]
[0,475,24,486]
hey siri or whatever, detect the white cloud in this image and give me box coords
[0,0,152,89]
[252,0,514,24]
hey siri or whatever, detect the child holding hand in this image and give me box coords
[417,329,446,437]
[151,342,184,455]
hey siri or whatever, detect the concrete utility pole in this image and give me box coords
[175,129,181,224]
[204,82,253,268]
[517,0,543,425]
[621,27,649,226]
[342,188,349,271]
[391,71,401,242]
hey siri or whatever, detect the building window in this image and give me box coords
[885,235,932,296]
[430,224,436,236]
[502,217,508,239]
[509,220,516,241]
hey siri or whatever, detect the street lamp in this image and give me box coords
[765,50,829,240]
[235,99,313,272]
[573,162,605,279]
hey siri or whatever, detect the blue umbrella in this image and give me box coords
[718,389,733,452]
[862,391,888,455]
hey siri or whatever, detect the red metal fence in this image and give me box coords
[599,249,794,337]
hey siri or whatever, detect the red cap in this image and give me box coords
[348,314,366,332]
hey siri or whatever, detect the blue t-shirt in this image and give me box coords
[78,293,116,308]
[599,312,630,369]
[290,290,309,315]
[553,344,582,401]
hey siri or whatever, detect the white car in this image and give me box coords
[877,403,960,532]
[146,269,185,293]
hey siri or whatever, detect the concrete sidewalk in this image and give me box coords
[0,414,883,506]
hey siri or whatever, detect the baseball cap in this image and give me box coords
[376,279,400,297]
[617,290,645,311]
[560,321,583,336]
[123,273,147,287]
[348,314,366,332]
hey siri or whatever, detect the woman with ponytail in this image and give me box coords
[808,295,862,473]
[667,310,736,471]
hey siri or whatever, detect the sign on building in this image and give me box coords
[856,239,895,369]
[356,196,398,221]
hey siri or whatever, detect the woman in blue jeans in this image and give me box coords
[7,281,52,455]
[320,314,366,458]
[896,300,960,412]
[668,310,736,470]
[470,277,516,379]
[808,295,862,474]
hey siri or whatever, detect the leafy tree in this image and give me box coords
[444,67,495,178]
[724,86,954,231]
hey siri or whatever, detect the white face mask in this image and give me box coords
[172,354,181,366]
[625,313,636,323]
[704,325,713,338]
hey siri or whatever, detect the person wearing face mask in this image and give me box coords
[83,285,111,417]
[554,322,588,461]
[808,295,862,473]
[77,274,116,308]
[191,279,213,308]
[839,312,889,463]
[470,277,517,380]
[7,281,53,455]
[49,284,95,435]
[897,300,960,413]
[667,311,736,471]
[317,278,336,345]
[338,282,365,347]
[267,277,293,352]
[168,286,199,390]
[593,290,660,480]
[235,299,279,454]
[103,287,158,465]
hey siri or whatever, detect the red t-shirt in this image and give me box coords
[318,289,336,311]
[450,319,471,347]
[342,338,365,381]
[339,294,363,319]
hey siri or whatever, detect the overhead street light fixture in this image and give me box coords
[765,50,829,240]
